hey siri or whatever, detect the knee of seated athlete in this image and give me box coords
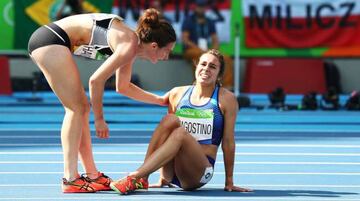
[169,127,187,141]
[160,114,181,130]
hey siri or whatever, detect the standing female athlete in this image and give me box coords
[110,49,252,194]
[28,8,176,193]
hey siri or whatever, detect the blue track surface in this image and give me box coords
[0,92,359,200]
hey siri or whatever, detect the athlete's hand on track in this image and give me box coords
[149,178,176,188]
[95,119,109,138]
[224,185,253,192]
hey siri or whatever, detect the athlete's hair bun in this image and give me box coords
[140,8,160,28]
[136,8,176,48]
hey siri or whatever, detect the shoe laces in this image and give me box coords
[63,176,95,191]
[82,172,111,186]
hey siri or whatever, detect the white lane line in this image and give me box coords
[0,184,359,188]
[0,198,359,200]
[0,161,360,165]
[1,127,360,133]
[1,143,360,148]
[0,143,148,146]
[2,152,360,158]
[236,144,360,148]
[234,153,360,156]
[0,136,152,139]
[1,151,360,157]
[0,135,359,140]
[0,128,156,131]
[0,171,359,176]
[207,184,360,188]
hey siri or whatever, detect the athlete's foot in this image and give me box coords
[62,175,96,193]
[83,172,112,191]
[110,176,137,195]
[135,178,148,191]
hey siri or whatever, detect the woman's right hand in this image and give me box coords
[158,92,170,106]
[95,119,109,138]
[149,178,176,188]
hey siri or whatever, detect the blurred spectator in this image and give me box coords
[181,0,234,89]
[150,0,172,22]
[115,0,141,21]
[55,0,84,20]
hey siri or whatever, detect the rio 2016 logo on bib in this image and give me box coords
[175,108,214,142]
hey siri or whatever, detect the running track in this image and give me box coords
[0,92,359,200]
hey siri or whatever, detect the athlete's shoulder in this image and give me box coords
[219,87,235,99]
[168,86,190,106]
[170,86,189,95]
[111,27,138,56]
[218,87,238,112]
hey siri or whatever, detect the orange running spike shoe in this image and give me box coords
[62,176,96,193]
[135,178,149,191]
[110,176,137,195]
[84,172,112,191]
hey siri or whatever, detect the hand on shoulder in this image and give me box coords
[168,86,190,112]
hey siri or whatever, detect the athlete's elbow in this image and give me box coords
[222,140,235,151]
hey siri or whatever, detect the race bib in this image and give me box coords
[175,108,214,142]
[74,45,109,60]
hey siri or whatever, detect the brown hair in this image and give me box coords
[194,49,225,85]
[136,8,176,48]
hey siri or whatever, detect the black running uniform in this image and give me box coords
[28,13,123,60]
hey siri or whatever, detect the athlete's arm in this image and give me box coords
[115,64,168,106]
[220,89,252,192]
[89,33,137,138]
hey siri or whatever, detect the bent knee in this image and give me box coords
[169,127,188,141]
[160,114,181,129]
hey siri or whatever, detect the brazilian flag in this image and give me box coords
[14,0,113,50]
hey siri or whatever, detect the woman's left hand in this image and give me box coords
[224,185,253,192]
[95,119,109,139]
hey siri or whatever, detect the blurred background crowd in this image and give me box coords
[1,0,360,110]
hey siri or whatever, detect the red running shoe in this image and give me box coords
[110,176,137,195]
[62,176,96,193]
[84,172,112,191]
[135,178,148,191]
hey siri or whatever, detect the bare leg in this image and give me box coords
[172,140,211,190]
[129,126,210,189]
[31,45,90,181]
[149,160,176,188]
[144,114,180,160]
[141,114,180,180]
[79,108,99,178]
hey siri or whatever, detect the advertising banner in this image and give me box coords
[240,0,360,57]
